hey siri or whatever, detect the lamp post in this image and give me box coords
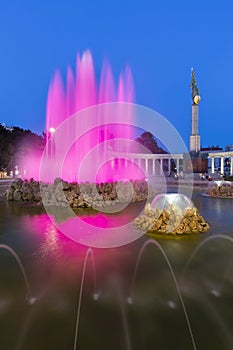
[15,165,19,178]
[49,127,56,160]
[47,127,56,160]
[49,127,56,134]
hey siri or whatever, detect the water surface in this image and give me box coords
[0,189,232,350]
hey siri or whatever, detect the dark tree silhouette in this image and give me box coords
[135,131,167,154]
[0,124,45,172]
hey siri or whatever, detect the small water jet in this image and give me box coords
[167,300,177,309]
[28,297,37,305]
[210,289,221,297]
[180,281,233,349]
[126,296,133,305]
[110,278,132,350]
[73,248,98,350]
[0,244,33,302]
[215,261,233,294]
[128,239,197,350]
[92,292,100,301]
[182,234,233,277]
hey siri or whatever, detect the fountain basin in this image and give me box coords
[206,180,233,198]
[135,193,210,235]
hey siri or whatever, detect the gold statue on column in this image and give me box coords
[190,68,201,105]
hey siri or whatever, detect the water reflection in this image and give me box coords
[0,191,232,349]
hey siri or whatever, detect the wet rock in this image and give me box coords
[6,179,158,209]
[62,181,70,191]
[13,189,22,201]
[208,182,233,198]
[54,178,62,188]
[135,203,210,235]
[4,189,14,200]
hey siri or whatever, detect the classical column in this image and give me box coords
[231,157,233,176]
[220,156,224,175]
[160,159,163,175]
[176,158,180,174]
[152,158,156,176]
[211,157,215,174]
[145,158,148,175]
[138,158,141,168]
[168,158,171,174]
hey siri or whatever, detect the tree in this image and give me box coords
[0,124,45,172]
[135,131,167,154]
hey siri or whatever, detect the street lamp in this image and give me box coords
[49,127,56,135]
[48,127,56,160]
[15,165,19,177]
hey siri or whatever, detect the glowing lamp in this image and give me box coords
[49,127,56,134]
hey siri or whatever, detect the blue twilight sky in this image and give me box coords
[0,0,233,149]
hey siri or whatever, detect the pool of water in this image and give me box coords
[0,188,232,350]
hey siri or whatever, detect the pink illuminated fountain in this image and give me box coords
[22,50,145,183]
[46,51,135,130]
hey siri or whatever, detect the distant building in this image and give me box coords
[201,146,223,152]
[200,147,222,174]
[225,144,233,152]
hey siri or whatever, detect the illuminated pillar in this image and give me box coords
[168,158,171,174]
[220,156,224,175]
[190,69,201,152]
[145,158,148,175]
[231,157,233,176]
[160,159,163,175]
[176,158,180,174]
[152,158,156,176]
[211,157,215,174]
